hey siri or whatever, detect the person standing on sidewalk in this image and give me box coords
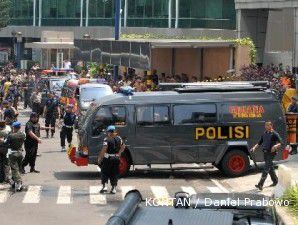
[0,121,11,183]
[250,121,282,191]
[21,112,42,173]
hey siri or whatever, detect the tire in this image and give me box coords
[118,153,131,177]
[220,149,250,177]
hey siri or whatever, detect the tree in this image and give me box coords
[0,0,11,28]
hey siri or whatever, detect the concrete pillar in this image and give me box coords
[33,0,36,26]
[124,0,128,28]
[80,0,83,27]
[168,0,172,28]
[38,0,42,27]
[175,0,179,28]
[85,0,89,27]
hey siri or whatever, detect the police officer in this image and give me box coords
[60,104,76,152]
[44,92,60,138]
[22,112,43,173]
[2,100,18,126]
[250,121,282,191]
[0,121,11,183]
[97,125,125,194]
[6,122,26,191]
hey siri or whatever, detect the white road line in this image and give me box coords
[181,186,196,195]
[121,186,135,200]
[151,186,170,205]
[57,186,72,204]
[207,186,223,193]
[211,179,229,193]
[0,191,9,203]
[23,186,42,203]
[89,186,106,205]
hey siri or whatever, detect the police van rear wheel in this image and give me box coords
[119,154,131,177]
[220,150,249,177]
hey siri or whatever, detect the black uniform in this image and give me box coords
[101,136,123,186]
[22,120,40,171]
[60,112,76,148]
[45,97,59,137]
[257,130,282,187]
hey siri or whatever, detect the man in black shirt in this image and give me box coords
[251,121,282,190]
[60,104,76,152]
[22,112,46,173]
[43,92,60,138]
[97,125,125,194]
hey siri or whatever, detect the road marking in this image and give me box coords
[207,186,223,193]
[181,186,196,195]
[151,186,170,204]
[211,179,229,193]
[23,186,42,203]
[89,186,106,205]
[0,191,8,203]
[57,186,72,204]
[121,186,135,200]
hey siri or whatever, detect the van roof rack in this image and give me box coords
[158,81,269,91]
[173,81,269,93]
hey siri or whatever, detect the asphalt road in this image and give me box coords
[0,108,278,225]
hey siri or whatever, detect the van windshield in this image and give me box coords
[81,87,112,102]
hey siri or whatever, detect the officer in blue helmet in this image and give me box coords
[6,121,26,191]
[97,125,126,194]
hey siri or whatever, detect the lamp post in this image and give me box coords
[16,32,23,69]
[114,0,121,81]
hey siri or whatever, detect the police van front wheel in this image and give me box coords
[119,154,131,177]
[220,150,249,177]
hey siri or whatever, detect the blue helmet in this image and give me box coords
[12,121,21,129]
[106,125,116,132]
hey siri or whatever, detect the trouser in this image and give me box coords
[32,102,42,115]
[22,144,38,170]
[45,114,56,136]
[101,157,120,186]
[0,153,10,182]
[9,152,23,183]
[60,126,73,147]
[24,93,30,108]
[258,152,278,187]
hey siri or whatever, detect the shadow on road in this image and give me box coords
[54,171,100,180]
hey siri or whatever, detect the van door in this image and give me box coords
[171,104,219,163]
[88,105,128,164]
[133,105,172,164]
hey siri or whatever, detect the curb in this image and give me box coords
[276,206,296,225]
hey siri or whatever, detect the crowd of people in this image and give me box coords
[0,61,296,192]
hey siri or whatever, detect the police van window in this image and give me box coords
[92,106,126,136]
[174,104,217,125]
[137,106,153,126]
[137,106,170,126]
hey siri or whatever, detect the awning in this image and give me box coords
[25,42,75,49]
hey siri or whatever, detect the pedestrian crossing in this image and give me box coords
[0,184,230,205]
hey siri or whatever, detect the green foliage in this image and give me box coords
[282,185,298,212]
[235,37,257,64]
[121,33,257,63]
[0,0,11,28]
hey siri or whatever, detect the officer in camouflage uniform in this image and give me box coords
[0,121,11,183]
[6,121,26,191]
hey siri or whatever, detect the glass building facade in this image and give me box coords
[10,0,236,29]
